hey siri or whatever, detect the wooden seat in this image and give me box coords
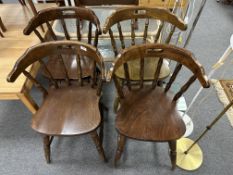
[7,41,106,163]
[24,6,101,80]
[103,6,187,80]
[112,43,210,169]
[116,86,185,141]
[32,85,100,135]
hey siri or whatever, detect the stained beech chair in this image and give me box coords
[103,7,187,81]
[7,41,106,163]
[24,6,101,80]
[112,43,210,169]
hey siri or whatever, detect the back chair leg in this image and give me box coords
[43,135,51,163]
[113,96,120,113]
[99,101,109,143]
[99,102,104,144]
[0,17,6,32]
[99,120,104,145]
[0,30,3,37]
[168,140,177,170]
[114,134,126,167]
[90,130,107,162]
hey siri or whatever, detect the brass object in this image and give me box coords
[176,99,233,171]
[176,138,203,171]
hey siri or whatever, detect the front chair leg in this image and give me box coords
[168,140,177,170]
[43,135,51,163]
[114,134,126,167]
[90,130,107,162]
[99,119,104,145]
[99,102,104,144]
[0,17,6,32]
[113,96,120,113]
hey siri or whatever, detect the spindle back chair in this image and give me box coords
[112,43,210,169]
[103,6,187,81]
[7,41,106,163]
[24,6,101,79]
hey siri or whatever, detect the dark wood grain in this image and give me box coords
[116,86,185,141]
[32,85,100,135]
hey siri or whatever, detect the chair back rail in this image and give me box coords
[7,41,105,100]
[103,7,187,55]
[103,7,187,56]
[112,43,209,100]
[24,7,101,80]
[24,7,101,46]
[103,7,187,83]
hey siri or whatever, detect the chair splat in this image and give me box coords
[164,63,182,93]
[173,75,197,101]
[143,18,149,43]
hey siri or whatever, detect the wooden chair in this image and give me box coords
[103,7,187,81]
[112,43,210,169]
[24,6,101,80]
[7,41,106,163]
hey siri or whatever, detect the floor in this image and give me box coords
[0,1,233,175]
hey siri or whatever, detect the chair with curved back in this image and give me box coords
[112,43,210,169]
[7,41,106,163]
[103,6,187,81]
[24,6,101,80]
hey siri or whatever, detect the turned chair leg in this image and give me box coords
[99,102,106,144]
[43,135,51,163]
[168,140,177,170]
[0,17,6,32]
[99,119,104,145]
[114,134,126,167]
[90,130,107,162]
[0,31,3,37]
[113,96,120,113]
